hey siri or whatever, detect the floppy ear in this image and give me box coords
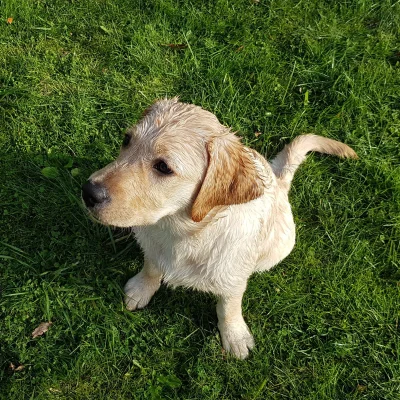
[191,135,264,222]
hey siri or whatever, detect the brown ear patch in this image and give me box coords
[191,135,264,222]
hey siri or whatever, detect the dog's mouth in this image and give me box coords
[85,208,103,225]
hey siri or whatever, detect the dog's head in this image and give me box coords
[82,98,264,227]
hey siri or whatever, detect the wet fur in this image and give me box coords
[85,98,357,359]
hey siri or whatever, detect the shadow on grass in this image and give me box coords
[0,149,219,388]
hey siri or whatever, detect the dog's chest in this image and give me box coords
[134,212,262,294]
[135,230,233,293]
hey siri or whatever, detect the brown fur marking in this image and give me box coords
[191,135,264,222]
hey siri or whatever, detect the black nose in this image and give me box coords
[82,180,109,208]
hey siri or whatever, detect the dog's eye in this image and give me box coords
[153,161,173,175]
[122,134,131,147]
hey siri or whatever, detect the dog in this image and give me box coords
[82,98,357,359]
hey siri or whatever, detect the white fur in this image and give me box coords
[126,157,294,359]
[86,99,357,359]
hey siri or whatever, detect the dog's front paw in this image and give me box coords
[124,272,161,311]
[218,321,255,359]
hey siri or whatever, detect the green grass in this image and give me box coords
[1,0,399,398]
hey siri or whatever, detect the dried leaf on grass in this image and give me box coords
[48,388,62,394]
[10,363,24,372]
[32,321,53,338]
[7,17,13,24]
[356,384,367,393]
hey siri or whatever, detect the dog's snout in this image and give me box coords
[82,180,109,208]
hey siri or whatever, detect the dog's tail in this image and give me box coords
[270,134,358,190]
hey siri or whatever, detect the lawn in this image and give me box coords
[1,0,399,398]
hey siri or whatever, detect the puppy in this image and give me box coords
[82,98,357,359]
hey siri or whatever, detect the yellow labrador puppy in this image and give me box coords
[82,98,357,359]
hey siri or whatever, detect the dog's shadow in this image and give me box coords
[1,151,218,363]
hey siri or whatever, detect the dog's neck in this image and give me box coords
[133,206,224,240]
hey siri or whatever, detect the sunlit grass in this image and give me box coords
[1,0,399,398]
